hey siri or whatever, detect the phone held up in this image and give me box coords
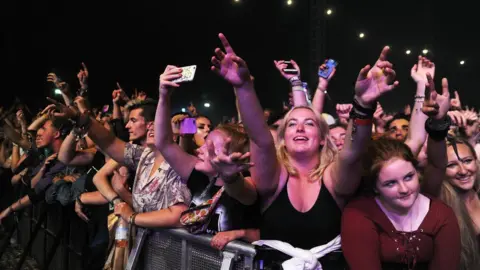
[179,118,197,135]
[318,59,338,79]
[282,61,298,75]
[173,65,197,83]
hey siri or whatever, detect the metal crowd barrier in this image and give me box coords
[127,228,257,270]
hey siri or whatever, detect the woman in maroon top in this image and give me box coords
[342,79,461,270]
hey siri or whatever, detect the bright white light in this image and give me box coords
[287,0,293,6]
[326,9,333,15]
[405,50,411,55]
[204,103,211,108]
[181,108,186,113]
[460,60,465,65]
[54,89,62,95]
[359,33,365,39]
[422,49,428,54]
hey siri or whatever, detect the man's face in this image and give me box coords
[387,118,409,141]
[36,120,58,149]
[125,108,148,143]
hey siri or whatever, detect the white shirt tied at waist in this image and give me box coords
[252,235,341,270]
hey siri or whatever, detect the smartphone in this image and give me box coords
[179,118,197,135]
[173,65,197,83]
[283,61,298,75]
[318,59,338,79]
[102,105,110,113]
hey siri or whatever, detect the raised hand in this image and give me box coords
[159,65,182,95]
[77,62,89,87]
[373,103,393,128]
[274,60,300,80]
[411,56,435,85]
[422,74,450,120]
[336,104,353,120]
[46,97,78,119]
[211,33,252,88]
[318,59,337,90]
[112,82,129,105]
[354,46,399,107]
[448,111,466,127]
[47,73,69,94]
[206,139,253,183]
[16,110,25,123]
[450,91,462,109]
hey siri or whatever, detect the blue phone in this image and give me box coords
[318,59,337,79]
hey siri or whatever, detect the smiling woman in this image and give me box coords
[341,138,461,270]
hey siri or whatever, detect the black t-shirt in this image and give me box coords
[187,169,260,233]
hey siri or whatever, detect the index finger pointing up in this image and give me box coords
[218,33,235,54]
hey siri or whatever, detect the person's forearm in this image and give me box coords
[133,204,187,228]
[58,132,78,164]
[79,191,109,205]
[405,82,428,156]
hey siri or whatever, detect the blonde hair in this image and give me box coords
[441,137,480,270]
[276,106,337,181]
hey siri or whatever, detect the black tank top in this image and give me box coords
[260,175,342,249]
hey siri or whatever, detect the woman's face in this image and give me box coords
[194,117,212,147]
[376,158,420,213]
[446,143,477,192]
[283,108,322,157]
[196,130,228,174]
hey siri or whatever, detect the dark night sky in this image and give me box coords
[3,0,477,124]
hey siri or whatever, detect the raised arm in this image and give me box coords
[155,65,199,182]
[405,56,434,156]
[421,76,451,197]
[47,98,127,164]
[327,46,399,198]
[273,60,308,106]
[211,33,280,196]
[312,60,336,114]
[58,131,96,166]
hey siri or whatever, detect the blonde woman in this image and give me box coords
[440,137,480,269]
[210,33,398,268]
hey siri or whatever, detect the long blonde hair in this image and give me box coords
[441,137,480,270]
[276,106,337,181]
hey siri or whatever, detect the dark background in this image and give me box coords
[2,0,477,124]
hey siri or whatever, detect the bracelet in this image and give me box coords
[288,76,300,82]
[111,196,121,204]
[129,212,138,225]
[414,95,425,99]
[353,118,373,126]
[317,87,327,94]
[425,116,452,141]
[291,80,303,87]
[352,97,375,116]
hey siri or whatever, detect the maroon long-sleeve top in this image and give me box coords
[341,196,460,270]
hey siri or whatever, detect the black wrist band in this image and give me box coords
[425,116,452,141]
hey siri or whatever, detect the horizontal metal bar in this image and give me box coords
[153,228,256,257]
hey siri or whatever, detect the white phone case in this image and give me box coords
[173,65,197,83]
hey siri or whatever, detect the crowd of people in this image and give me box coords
[0,33,479,270]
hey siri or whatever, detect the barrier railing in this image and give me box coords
[127,228,257,270]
